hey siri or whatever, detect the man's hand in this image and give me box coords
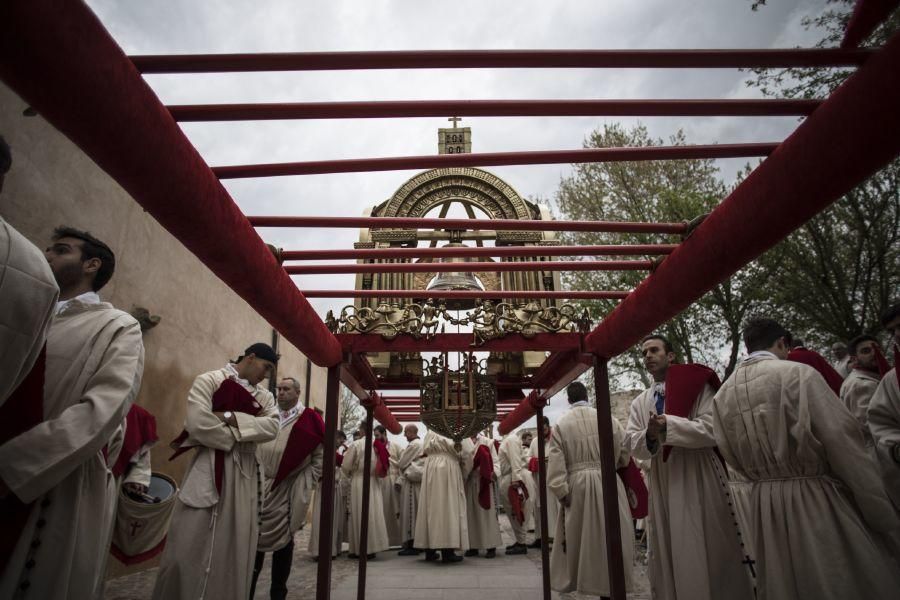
[646,413,667,442]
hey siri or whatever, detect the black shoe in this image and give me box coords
[398,547,419,556]
[441,550,463,563]
[424,550,439,562]
[347,553,359,559]
[484,548,496,559]
[505,543,527,555]
[464,549,479,557]
[367,553,376,560]
[529,538,542,548]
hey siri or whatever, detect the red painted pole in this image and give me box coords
[536,408,552,600]
[169,99,821,121]
[585,29,900,359]
[315,365,341,600]
[286,260,651,275]
[131,48,873,73]
[356,408,375,600]
[214,143,776,178]
[304,290,628,300]
[251,215,687,234]
[282,244,677,261]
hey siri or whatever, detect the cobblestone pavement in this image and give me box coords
[105,515,651,599]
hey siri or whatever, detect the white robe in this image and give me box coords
[840,368,880,452]
[414,431,473,550]
[0,217,58,406]
[395,437,424,543]
[498,433,529,544]
[528,435,559,539]
[256,409,323,553]
[380,440,402,546]
[0,300,143,600]
[547,405,634,596]
[625,382,754,600]
[341,437,389,555]
[151,368,279,600]
[307,466,345,558]
[464,434,502,551]
[867,368,900,510]
[713,356,900,599]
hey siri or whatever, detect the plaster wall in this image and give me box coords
[0,82,330,575]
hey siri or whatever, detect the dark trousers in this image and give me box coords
[249,539,294,600]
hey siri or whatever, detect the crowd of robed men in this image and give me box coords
[3,133,900,600]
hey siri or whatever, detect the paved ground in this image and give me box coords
[106,517,650,599]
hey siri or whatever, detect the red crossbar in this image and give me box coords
[586,29,900,358]
[281,244,676,260]
[130,49,873,73]
[169,99,821,121]
[302,290,628,300]
[251,215,687,234]
[286,260,651,275]
[214,143,777,178]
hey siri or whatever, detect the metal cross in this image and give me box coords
[448,116,462,128]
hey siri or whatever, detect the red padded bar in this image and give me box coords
[362,393,402,434]
[131,49,873,73]
[498,391,545,435]
[0,1,342,368]
[586,30,900,358]
[842,0,899,48]
[286,260,651,275]
[214,143,777,178]
[169,99,821,121]
[282,244,677,260]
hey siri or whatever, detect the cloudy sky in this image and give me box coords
[86,0,830,428]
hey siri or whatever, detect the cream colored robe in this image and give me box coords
[498,433,529,544]
[256,409,323,553]
[151,369,278,600]
[396,437,424,543]
[713,356,900,599]
[625,383,754,600]
[464,434,502,551]
[414,431,473,550]
[528,435,559,539]
[867,368,900,510]
[547,405,634,596]
[0,300,143,600]
[380,440,403,546]
[307,463,345,558]
[341,437,389,555]
[0,218,58,406]
[840,368,880,452]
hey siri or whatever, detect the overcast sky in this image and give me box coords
[86,0,829,429]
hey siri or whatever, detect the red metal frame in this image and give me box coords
[281,244,677,260]
[301,290,628,300]
[286,259,651,275]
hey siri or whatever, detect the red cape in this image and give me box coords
[373,438,390,478]
[169,378,264,493]
[272,408,325,487]
[473,444,494,509]
[787,347,844,395]
[616,458,649,519]
[663,364,721,461]
[113,404,158,478]
[507,481,529,525]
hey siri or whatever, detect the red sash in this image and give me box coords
[527,457,540,473]
[507,481,529,525]
[787,347,844,395]
[113,404,158,478]
[615,458,649,519]
[473,444,494,509]
[0,345,47,573]
[663,364,721,462]
[169,378,263,494]
[373,439,390,478]
[272,409,325,488]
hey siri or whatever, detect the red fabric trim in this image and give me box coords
[787,348,844,395]
[113,405,158,478]
[473,445,494,510]
[110,536,167,566]
[615,458,648,519]
[507,481,528,525]
[527,456,540,473]
[272,409,325,487]
[373,439,390,478]
[662,364,721,461]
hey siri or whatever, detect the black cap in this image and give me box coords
[243,343,279,364]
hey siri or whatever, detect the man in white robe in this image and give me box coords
[830,341,852,378]
[548,381,634,597]
[251,377,323,600]
[152,344,279,600]
[341,422,390,558]
[374,424,402,547]
[308,430,348,559]
[0,136,59,407]
[841,334,886,455]
[714,318,900,599]
[463,432,501,558]
[0,226,143,600]
[498,431,531,554]
[519,430,536,534]
[414,429,473,563]
[395,424,424,555]
[868,303,900,510]
[527,416,559,547]
[625,334,753,600]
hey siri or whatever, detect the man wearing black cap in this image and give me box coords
[152,344,279,600]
